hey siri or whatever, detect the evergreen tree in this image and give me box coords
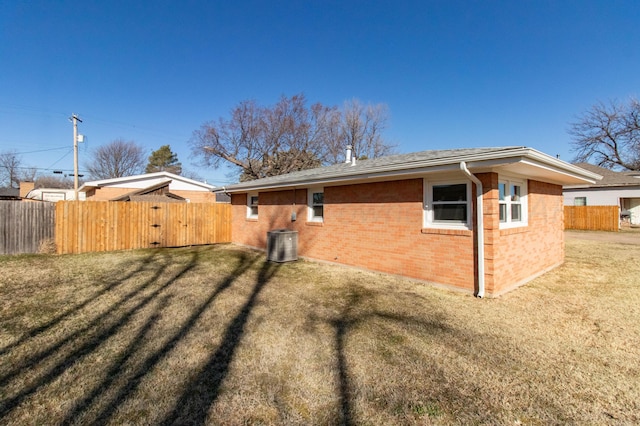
[146,145,182,174]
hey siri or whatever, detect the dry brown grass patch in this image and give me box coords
[0,236,638,424]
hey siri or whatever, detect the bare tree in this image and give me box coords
[0,151,24,188]
[85,139,146,179]
[180,169,204,182]
[190,94,394,181]
[338,99,395,161]
[570,98,640,170]
[35,175,74,189]
[20,167,38,183]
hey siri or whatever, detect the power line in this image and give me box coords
[10,165,88,173]
[0,146,69,155]
[47,148,74,169]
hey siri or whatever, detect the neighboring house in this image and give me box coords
[0,187,20,200]
[4,182,75,202]
[564,163,640,226]
[79,172,217,202]
[215,146,599,297]
[25,188,78,201]
[111,180,186,202]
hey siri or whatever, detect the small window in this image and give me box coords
[433,184,468,222]
[308,188,324,222]
[574,197,587,206]
[499,178,527,228]
[424,180,471,229]
[247,193,258,218]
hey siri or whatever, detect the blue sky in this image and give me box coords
[1,1,639,186]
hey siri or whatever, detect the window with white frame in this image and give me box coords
[574,197,587,206]
[424,180,471,229]
[247,193,259,218]
[308,188,324,222]
[498,178,527,227]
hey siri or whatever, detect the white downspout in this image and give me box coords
[460,162,485,298]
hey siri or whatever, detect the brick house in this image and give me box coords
[215,147,599,297]
[79,172,219,203]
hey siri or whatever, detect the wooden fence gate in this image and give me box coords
[0,201,56,255]
[564,205,620,232]
[56,201,231,254]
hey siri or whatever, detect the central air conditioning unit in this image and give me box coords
[266,229,298,262]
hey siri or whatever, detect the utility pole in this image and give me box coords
[71,114,83,200]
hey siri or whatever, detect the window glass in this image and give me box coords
[499,204,507,222]
[309,189,324,221]
[498,179,527,227]
[431,183,468,224]
[511,184,521,202]
[499,183,507,222]
[248,194,258,217]
[433,184,467,202]
[424,180,471,229]
[434,204,467,222]
[574,197,587,206]
[511,204,521,221]
[499,183,506,201]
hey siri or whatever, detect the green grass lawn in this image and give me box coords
[0,236,638,425]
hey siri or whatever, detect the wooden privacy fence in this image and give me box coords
[56,201,231,254]
[564,205,620,232]
[0,201,56,255]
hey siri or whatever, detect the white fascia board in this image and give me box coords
[515,158,601,185]
[83,172,215,190]
[468,153,602,185]
[524,150,602,182]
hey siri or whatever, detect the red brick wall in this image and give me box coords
[231,179,476,291]
[491,180,564,295]
[230,176,565,295]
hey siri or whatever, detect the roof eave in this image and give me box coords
[216,147,601,193]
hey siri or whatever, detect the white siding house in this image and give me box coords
[564,163,640,225]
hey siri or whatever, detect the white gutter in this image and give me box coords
[460,161,485,298]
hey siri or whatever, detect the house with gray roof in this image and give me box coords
[0,187,20,200]
[564,163,640,226]
[216,146,599,297]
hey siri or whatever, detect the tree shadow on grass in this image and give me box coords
[81,251,262,425]
[159,260,281,426]
[0,249,202,420]
[59,293,172,425]
[0,250,162,357]
[310,284,575,425]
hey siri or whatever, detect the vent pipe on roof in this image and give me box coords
[345,145,353,164]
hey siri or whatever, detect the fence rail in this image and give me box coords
[0,201,56,255]
[56,201,231,254]
[564,205,619,232]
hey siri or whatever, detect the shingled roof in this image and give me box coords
[0,187,20,200]
[110,180,186,202]
[216,146,600,193]
[570,163,640,188]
